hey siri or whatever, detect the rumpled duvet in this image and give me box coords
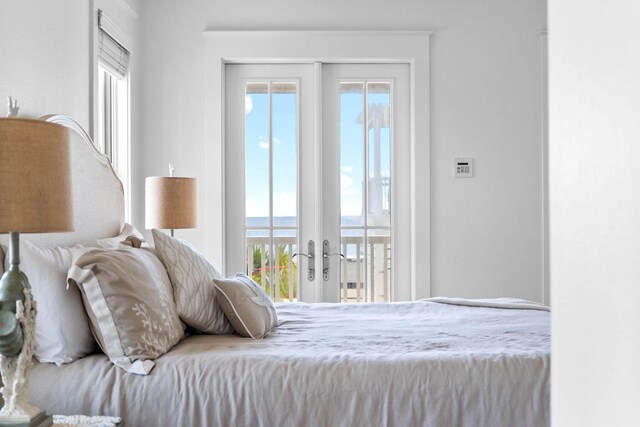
[29,299,550,427]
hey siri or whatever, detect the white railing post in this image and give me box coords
[288,242,294,302]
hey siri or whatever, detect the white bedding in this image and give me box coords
[29,300,550,427]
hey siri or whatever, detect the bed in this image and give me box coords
[3,116,550,426]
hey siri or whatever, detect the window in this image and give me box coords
[96,65,117,162]
[95,9,131,220]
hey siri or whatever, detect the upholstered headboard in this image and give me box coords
[1,115,124,253]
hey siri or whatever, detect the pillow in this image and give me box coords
[151,229,233,334]
[212,273,278,339]
[0,224,144,365]
[68,247,183,375]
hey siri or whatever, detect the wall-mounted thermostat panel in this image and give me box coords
[454,158,473,178]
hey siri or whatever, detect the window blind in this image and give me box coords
[98,10,130,79]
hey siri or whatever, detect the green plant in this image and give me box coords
[249,244,298,301]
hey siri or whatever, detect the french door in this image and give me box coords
[225,62,410,303]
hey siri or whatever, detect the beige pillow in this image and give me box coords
[151,229,233,334]
[212,273,278,339]
[0,224,145,365]
[68,247,184,375]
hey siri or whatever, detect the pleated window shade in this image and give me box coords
[98,10,130,79]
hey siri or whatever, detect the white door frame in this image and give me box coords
[205,30,432,300]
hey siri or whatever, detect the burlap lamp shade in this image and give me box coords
[145,177,197,231]
[0,118,73,234]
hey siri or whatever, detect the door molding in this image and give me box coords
[205,30,432,300]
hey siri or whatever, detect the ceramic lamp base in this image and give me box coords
[0,411,52,427]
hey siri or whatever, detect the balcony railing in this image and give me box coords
[246,234,391,303]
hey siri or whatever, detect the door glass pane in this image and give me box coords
[245,82,270,227]
[367,82,391,227]
[272,82,298,226]
[244,81,298,301]
[367,229,391,302]
[272,82,298,301]
[246,230,269,291]
[274,230,298,302]
[339,83,364,226]
[246,234,298,302]
[338,81,392,302]
[339,229,366,303]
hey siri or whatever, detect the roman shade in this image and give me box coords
[98,10,130,79]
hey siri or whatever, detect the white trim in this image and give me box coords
[409,58,418,300]
[205,30,432,300]
[313,61,323,303]
[90,0,99,139]
[204,30,433,38]
[540,30,549,306]
[268,81,274,298]
[219,61,228,280]
[223,58,421,65]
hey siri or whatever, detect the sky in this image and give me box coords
[244,83,390,227]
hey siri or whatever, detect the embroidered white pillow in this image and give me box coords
[151,229,233,334]
[0,224,145,365]
[212,273,278,339]
[68,247,184,375]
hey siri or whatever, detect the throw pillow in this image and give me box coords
[212,273,278,339]
[68,247,184,375]
[151,229,233,334]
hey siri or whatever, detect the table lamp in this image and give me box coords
[145,165,197,237]
[0,118,73,427]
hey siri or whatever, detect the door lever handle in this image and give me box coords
[292,240,315,281]
[292,253,313,259]
[323,252,344,259]
[322,240,344,281]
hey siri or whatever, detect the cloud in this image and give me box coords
[341,200,362,216]
[341,173,353,190]
[273,192,297,217]
[246,198,268,218]
[245,95,253,115]
[341,166,353,174]
[257,136,283,150]
[341,172,361,198]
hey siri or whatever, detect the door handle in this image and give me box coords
[292,240,315,281]
[323,240,345,281]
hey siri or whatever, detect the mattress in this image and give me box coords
[29,300,550,427]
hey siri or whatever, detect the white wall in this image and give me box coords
[550,1,640,425]
[137,0,547,302]
[0,0,92,125]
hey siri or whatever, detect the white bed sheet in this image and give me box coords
[29,300,550,427]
